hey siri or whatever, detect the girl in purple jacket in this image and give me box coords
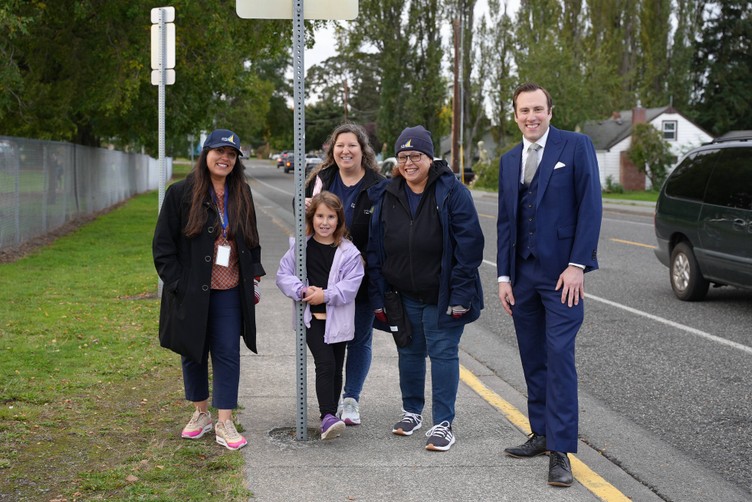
[276,192,364,440]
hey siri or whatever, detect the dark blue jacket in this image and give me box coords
[367,160,484,328]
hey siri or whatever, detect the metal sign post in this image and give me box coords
[236,0,358,441]
[151,6,176,297]
[290,0,308,442]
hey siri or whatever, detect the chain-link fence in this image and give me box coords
[0,136,171,251]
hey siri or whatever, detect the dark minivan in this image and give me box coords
[654,131,752,300]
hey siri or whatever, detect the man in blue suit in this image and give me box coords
[496,83,602,487]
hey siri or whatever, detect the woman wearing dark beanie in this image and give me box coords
[367,125,484,451]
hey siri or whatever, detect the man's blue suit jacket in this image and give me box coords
[496,126,602,284]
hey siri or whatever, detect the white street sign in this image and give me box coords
[236,0,357,20]
[151,69,176,85]
[151,23,176,70]
[150,6,175,23]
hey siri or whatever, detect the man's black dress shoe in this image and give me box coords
[548,451,573,487]
[503,433,547,458]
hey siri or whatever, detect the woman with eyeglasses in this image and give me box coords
[366,125,484,452]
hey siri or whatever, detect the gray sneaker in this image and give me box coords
[336,400,344,419]
[392,410,423,436]
[425,421,455,451]
[340,397,361,425]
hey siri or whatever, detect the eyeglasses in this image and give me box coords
[397,153,423,164]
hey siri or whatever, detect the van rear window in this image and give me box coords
[665,149,721,201]
[704,147,752,210]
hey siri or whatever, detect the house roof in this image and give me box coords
[581,106,672,150]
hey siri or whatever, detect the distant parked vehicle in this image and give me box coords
[277,150,289,169]
[379,157,397,178]
[305,156,323,177]
[654,130,752,300]
[283,155,294,173]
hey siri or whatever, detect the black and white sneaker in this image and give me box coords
[392,411,423,436]
[425,421,455,451]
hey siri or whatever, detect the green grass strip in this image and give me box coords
[0,186,251,501]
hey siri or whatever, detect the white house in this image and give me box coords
[581,106,713,190]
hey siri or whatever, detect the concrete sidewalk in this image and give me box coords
[236,196,660,502]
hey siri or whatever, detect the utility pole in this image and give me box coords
[344,78,349,121]
[452,18,461,175]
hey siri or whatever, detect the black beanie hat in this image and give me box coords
[394,125,434,159]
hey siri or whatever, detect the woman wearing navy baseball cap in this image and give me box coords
[153,128,265,450]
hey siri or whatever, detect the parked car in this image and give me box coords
[283,154,294,173]
[456,165,475,185]
[277,150,289,169]
[379,157,397,178]
[654,130,752,300]
[305,156,323,177]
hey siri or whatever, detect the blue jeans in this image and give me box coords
[398,294,464,425]
[182,288,242,410]
[342,300,374,401]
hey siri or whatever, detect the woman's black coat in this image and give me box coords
[152,177,265,363]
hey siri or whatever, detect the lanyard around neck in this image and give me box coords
[210,186,229,237]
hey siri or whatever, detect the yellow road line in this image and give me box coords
[610,238,657,249]
[459,365,631,502]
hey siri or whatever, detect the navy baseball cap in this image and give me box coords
[203,129,242,156]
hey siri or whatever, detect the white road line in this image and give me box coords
[248,175,293,196]
[586,293,752,356]
[481,260,752,356]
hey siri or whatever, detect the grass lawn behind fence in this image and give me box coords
[0,163,251,500]
[601,190,659,202]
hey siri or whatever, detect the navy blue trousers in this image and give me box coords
[182,287,242,410]
[512,257,583,453]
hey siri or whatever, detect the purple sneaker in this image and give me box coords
[320,413,345,440]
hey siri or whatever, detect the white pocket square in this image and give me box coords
[554,161,566,169]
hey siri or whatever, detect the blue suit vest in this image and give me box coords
[517,173,539,260]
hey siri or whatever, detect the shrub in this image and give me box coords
[604,175,624,193]
[471,161,498,190]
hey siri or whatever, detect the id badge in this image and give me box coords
[216,245,231,267]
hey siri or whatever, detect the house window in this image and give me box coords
[662,120,677,141]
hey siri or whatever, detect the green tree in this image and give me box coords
[515,0,594,131]
[347,0,409,150]
[667,0,705,112]
[483,0,517,153]
[692,0,752,135]
[627,122,674,188]
[405,0,446,153]
[305,40,382,149]
[305,100,345,152]
[637,0,671,105]
[0,1,291,156]
[0,1,37,119]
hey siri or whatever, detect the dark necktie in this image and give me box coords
[524,143,542,185]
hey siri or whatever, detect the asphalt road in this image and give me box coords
[246,159,752,501]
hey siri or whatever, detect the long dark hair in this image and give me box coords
[184,150,260,248]
[307,122,380,184]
